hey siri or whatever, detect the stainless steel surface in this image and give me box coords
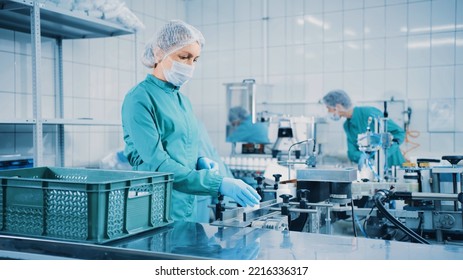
[1,222,463,259]
[297,167,357,182]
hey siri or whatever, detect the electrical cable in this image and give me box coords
[373,191,430,244]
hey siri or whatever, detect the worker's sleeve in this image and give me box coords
[122,95,223,196]
[346,137,362,163]
[387,119,406,145]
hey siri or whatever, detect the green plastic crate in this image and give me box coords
[0,167,173,244]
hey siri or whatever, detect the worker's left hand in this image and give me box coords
[197,157,219,171]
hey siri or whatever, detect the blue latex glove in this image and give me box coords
[219,178,261,207]
[357,152,369,171]
[197,156,219,171]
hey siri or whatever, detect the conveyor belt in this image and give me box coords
[1,221,462,260]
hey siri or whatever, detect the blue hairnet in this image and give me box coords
[322,89,352,109]
[142,20,205,68]
[228,106,248,123]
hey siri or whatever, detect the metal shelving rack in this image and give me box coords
[0,0,135,166]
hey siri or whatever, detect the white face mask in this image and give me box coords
[162,57,195,87]
[330,112,341,121]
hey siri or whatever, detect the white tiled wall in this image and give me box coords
[0,0,185,167]
[183,0,463,162]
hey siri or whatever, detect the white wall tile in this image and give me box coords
[15,93,32,119]
[385,37,407,69]
[218,50,235,78]
[407,99,428,132]
[268,17,286,47]
[304,14,324,44]
[234,21,251,50]
[201,51,219,78]
[456,65,463,97]
[430,133,454,154]
[88,38,105,66]
[432,0,456,31]
[384,69,407,98]
[286,16,305,45]
[234,49,252,78]
[218,0,235,23]
[41,58,55,96]
[364,7,385,39]
[104,37,119,69]
[250,20,263,49]
[305,74,325,99]
[408,1,431,34]
[455,133,463,153]
[104,68,119,100]
[364,0,385,8]
[41,37,55,59]
[104,100,121,120]
[41,95,55,119]
[456,31,463,64]
[304,44,323,73]
[0,52,15,92]
[234,0,251,21]
[363,70,385,100]
[185,1,202,26]
[218,23,235,50]
[0,29,14,52]
[14,32,31,55]
[428,98,455,132]
[323,42,343,72]
[268,47,286,76]
[250,49,264,77]
[0,92,15,119]
[203,0,218,25]
[456,98,463,131]
[343,71,363,99]
[343,9,363,41]
[286,0,304,16]
[324,12,343,42]
[430,66,455,98]
[268,0,286,18]
[364,38,385,69]
[89,66,105,100]
[118,39,135,71]
[323,72,344,93]
[324,0,343,12]
[72,63,89,99]
[286,46,304,75]
[407,67,430,99]
[72,40,89,64]
[344,41,363,71]
[407,34,431,67]
[431,32,456,66]
[202,25,218,52]
[386,4,407,37]
[304,0,323,14]
[14,54,32,94]
[343,0,363,10]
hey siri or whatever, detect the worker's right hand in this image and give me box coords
[219,178,261,207]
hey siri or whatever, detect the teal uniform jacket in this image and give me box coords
[343,106,406,167]
[121,74,224,222]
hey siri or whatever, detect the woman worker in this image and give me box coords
[322,90,406,169]
[121,20,260,222]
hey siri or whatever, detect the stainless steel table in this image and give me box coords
[1,221,462,260]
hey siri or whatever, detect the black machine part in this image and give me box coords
[373,190,430,245]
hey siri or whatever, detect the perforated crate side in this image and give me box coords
[44,188,88,240]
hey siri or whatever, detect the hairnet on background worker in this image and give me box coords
[122,20,260,222]
[322,89,406,168]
